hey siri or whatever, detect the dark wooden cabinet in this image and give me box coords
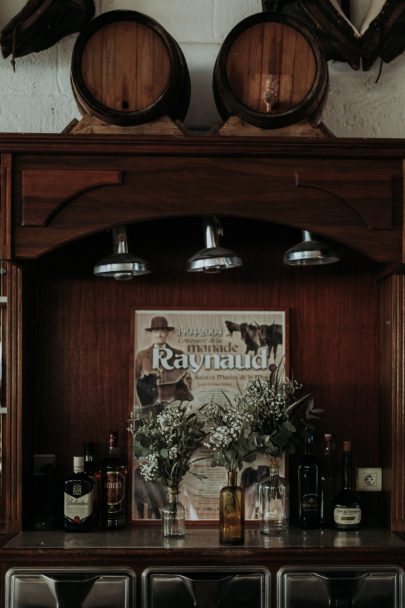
[1,134,405,607]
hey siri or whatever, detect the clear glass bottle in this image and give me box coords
[320,433,335,528]
[162,488,185,537]
[332,440,362,530]
[259,460,289,535]
[101,431,127,529]
[64,456,94,532]
[298,431,321,530]
[219,470,244,545]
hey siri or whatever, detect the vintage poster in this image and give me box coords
[132,309,287,521]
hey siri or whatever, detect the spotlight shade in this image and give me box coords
[187,216,242,273]
[93,226,150,280]
[187,246,242,273]
[283,230,339,266]
[94,252,150,280]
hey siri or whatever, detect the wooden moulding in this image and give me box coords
[64,115,188,136]
[214,116,333,138]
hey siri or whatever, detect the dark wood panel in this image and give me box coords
[380,274,405,532]
[22,169,122,226]
[3,263,23,534]
[22,220,382,525]
[1,154,12,260]
[12,154,403,262]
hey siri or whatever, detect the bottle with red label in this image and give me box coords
[64,456,95,532]
[101,431,127,529]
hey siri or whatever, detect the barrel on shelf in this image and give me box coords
[213,12,328,129]
[71,10,191,126]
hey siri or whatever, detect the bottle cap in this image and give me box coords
[73,456,84,472]
[324,433,332,440]
[343,440,351,452]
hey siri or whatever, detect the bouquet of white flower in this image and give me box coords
[203,396,257,471]
[128,403,206,491]
[236,362,322,456]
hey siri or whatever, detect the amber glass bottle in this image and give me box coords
[219,470,244,545]
[101,432,127,529]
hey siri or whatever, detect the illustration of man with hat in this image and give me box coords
[135,315,194,410]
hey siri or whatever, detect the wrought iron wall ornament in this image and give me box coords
[262,0,405,71]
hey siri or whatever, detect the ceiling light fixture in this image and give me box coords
[283,230,339,266]
[93,226,150,281]
[186,216,242,273]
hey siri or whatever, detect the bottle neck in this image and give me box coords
[84,443,95,460]
[323,434,332,457]
[108,432,119,458]
[73,456,84,474]
[167,488,178,503]
[108,446,120,458]
[228,470,238,486]
[342,450,353,490]
[304,434,315,455]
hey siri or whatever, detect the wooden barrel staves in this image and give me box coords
[71,10,191,126]
[213,12,328,129]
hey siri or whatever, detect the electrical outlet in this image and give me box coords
[356,467,382,492]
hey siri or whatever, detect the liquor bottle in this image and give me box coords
[84,442,100,525]
[101,431,127,529]
[64,456,94,532]
[298,431,321,529]
[332,440,362,530]
[320,433,335,527]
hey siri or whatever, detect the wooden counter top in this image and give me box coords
[1,527,405,558]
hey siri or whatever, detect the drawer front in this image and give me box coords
[277,565,404,608]
[5,567,135,608]
[142,566,270,608]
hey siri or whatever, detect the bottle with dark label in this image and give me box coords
[64,456,94,532]
[320,433,335,527]
[84,442,100,526]
[298,431,321,529]
[333,440,362,530]
[101,431,127,529]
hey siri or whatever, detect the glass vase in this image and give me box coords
[259,459,289,535]
[219,470,244,545]
[162,488,185,538]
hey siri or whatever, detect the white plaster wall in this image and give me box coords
[0,0,404,136]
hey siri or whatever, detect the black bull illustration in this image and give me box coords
[225,320,283,359]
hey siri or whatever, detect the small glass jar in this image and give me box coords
[162,488,185,538]
[219,470,244,545]
[259,462,289,535]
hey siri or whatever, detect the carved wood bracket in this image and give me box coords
[295,170,393,230]
[22,169,123,227]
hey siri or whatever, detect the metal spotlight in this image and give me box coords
[187,216,242,273]
[283,230,339,266]
[94,226,150,281]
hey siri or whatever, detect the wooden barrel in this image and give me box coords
[71,10,191,126]
[213,12,328,129]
